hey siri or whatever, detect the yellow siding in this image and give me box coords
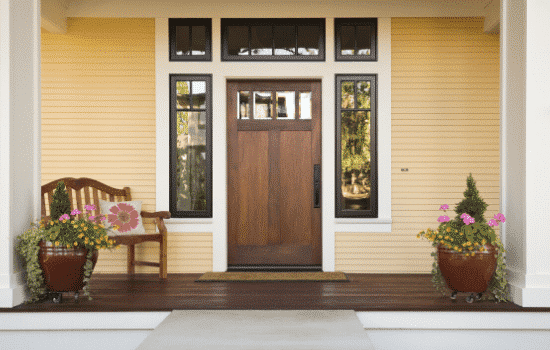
[41,18,212,273]
[335,17,501,273]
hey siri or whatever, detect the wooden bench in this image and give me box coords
[41,177,170,279]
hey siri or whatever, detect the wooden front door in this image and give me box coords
[227,80,322,267]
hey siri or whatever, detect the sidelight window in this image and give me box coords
[336,74,378,218]
[169,74,213,217]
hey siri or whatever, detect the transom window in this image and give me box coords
[237,90,312,119]
[221,18,325,61]
[169,18,212,61]
[335,74,378,218]
[334,18,377,61]
[169,74,213,217]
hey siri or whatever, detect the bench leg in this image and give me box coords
[160,236,167,279]
[127,244,135,275]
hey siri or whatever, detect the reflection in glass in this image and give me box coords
[251,26,273,55]
[299,92,312,119]
[297,26,320,55]
[274,26,295,55]
[340,25,355,55]
[238,91,250,119]
[191,26,206,55]
[176,81,190,109]
[253,92,272,119]
[276,91,295,119]
[176,26,190,55]
[341,81,354,109]
[228,26,249,55]
[356,26,371,55]
[192,81,206,109]
[177,111,207,211]
[341,111,371,211]
[356,81,371,109]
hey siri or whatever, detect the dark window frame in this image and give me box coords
[169,18,212,62]
[221,18,326,62]
[169,74,213,218]
[334,18,377,62]
[335,74,378,218]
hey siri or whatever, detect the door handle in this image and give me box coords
[313,164,321,208]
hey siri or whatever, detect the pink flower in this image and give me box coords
[494,213,506,223]
[71,209,81,216]
[439,204,449,211]
[85,204,96,211]
[107,203,139,233]
[437,215,450,223]
[463,216,475,225]
[488,219,498,227]
[88,215,96,221]
[59,214,70,221]
[460,213,470,219]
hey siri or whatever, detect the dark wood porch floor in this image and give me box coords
[3,273,550,313]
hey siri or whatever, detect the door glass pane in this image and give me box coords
[356,81,371,109]
[176,26,190,56]
[340,25,355,55]
[191,26,206,55]
[356,26,371,55]
[238,91,250,119]
[253,92,272,119]
[341,81,354,109]
[299,92,312,119]
[192,81,206,109]
[297,26,320,55]
[177,111,207,211]
[276,91,295,119]
[176,81,190,109]
[251,26,273,55]
[274,25,295,55]
[341,110,371,211]
[228,26,249,55]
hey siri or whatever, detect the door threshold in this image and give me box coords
[227,265,322,272]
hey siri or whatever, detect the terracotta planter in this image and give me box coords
[39,241,98,293]
[437,243,498,293]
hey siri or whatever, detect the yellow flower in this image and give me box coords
[78,233,84,238]
[458,248,462,252]
[116,245,121,249]
[468,247,473,251]
[474,242,479,246]
[467,241,472,246]
[84,237,89,243]
[450,238,454,242]
[96,239,101,244]
[63,220,67,223]
[94,226,98,230]
[444,236,449,240]
[55,241,60,246]
[454,246,459,250]
[50,221,54,225]
[459,232,464,236]
[74,242,78,246]
[73,225,78,228]
[96,245,101,250]
[462,243,467,247]
[99,224,104,228]
[465,253,470,257]
[481,239,487,245]
[71,221,75,224]
[446,227,451,233]
[438,235,443,239]
[67,244,71,248]
[83,227,88,231]
[81,223,85,227]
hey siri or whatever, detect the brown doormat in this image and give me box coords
[196,271,348,282]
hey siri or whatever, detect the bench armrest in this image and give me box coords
[140,210,171,235]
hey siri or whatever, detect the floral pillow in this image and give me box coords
[99,199,146,235]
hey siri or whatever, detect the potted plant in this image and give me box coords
[16,181,117,303]
[417,174,509,303]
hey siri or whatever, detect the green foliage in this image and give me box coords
[49,181,71,222]
[16,223,48,302]
[452,174,489,231]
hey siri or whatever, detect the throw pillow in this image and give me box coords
[99,199,146,235]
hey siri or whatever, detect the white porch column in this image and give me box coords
[0,0,41,307]
[501,0,550,307]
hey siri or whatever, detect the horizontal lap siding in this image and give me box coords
[41,18,212,274]
[336,17,501,273]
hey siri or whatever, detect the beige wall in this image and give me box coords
[335,17,500,273]
[41,18,212,273]
[41,16,499,274]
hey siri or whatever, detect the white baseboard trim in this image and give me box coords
[508,282,550,307]
[2,311,550,331]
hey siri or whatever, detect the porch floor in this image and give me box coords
[3,273,549,312]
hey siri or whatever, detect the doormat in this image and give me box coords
[136,310,374,350]
[196,271,348,282]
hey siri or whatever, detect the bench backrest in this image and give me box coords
[41,177,131,221]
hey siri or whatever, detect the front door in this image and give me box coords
[227,80,322,267]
